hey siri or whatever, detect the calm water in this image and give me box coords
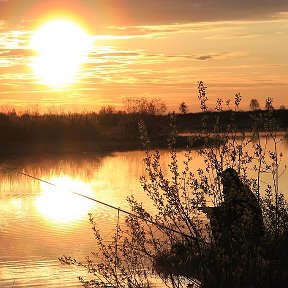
[0,138,287,287]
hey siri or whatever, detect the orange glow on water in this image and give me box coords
[35,176,94,224]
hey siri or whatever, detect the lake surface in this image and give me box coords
[0,136,287,287]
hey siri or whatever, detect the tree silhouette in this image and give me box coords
[179,102,189,114]
[249,98,260,111]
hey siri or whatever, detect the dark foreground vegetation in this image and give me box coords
[58,84,288,288]
[0,106,287,155]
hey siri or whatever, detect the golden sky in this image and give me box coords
[0,0,288,112]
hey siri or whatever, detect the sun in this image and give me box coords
[30,19,91,88]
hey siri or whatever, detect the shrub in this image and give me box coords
[60,83,288,288]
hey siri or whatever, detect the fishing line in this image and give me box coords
[0,164,196,240]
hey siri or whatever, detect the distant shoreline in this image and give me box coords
[0,109,286,156]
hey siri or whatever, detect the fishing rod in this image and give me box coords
[0,163,201,240]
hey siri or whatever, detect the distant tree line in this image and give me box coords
[178,97,286,114]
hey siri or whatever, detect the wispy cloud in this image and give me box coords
[206,34,259,40]
[161,51,248,61]
[0,48,36,57]
[105,22,242,38]
[95,18,288,39]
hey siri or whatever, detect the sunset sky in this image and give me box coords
[0,0,288,112]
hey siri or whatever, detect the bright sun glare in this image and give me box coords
[35,176,94,224]
[30,19,91,88]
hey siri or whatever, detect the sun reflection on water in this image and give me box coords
[35,176,94,224]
